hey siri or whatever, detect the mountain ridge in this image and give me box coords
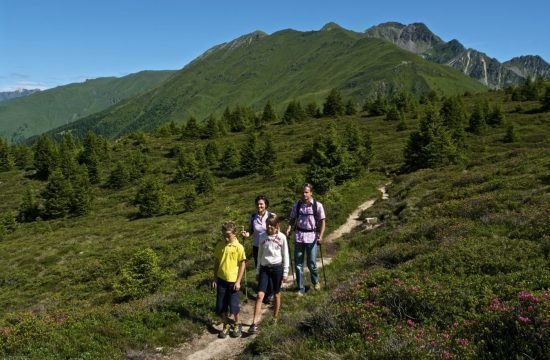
[364,21,550,88]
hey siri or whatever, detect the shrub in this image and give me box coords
[114,248,166,301]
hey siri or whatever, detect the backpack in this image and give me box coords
[294,199,318,231]
[248,211,272,235]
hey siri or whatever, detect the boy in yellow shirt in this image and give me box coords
[211,222,247,338]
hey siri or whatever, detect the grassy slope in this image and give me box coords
[0,70,175,142]
[51,28,485,139]
[1,89,547,358]
[244,93,550,359]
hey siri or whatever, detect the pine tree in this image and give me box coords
[344,99,357,115]
[33,135,58,180]
[322,89,345,117]
[107,161,130,189]
[487,103,506,127]
[282,100,306,124]
[239,134,259,175]
[0,137,14,172]
[503,123,518,143]
[134,176,175,217]
[195,170,215,194]
[70,165,94,216]
[259,135,277,176]
[203,114,220,139]
[42,169,73,219]
[204,142,220,167]
[369,94,388,116]
[404,104,461,171]
[261,101,277,124]
[183,116,200,138]
[305,102,321,118]
[11,143,33,170]
[220,143,240,178]
[385,105,400,121]
[18,186,40,222]
[174,152,199,183]
[467,102,487,135]
[182,189,197,212]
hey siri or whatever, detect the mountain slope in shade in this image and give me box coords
[0,70,176,142]
[364,22,550,88]
[49,25,485,140]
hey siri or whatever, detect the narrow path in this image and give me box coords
[148,185,388,360]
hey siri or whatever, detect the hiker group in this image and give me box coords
[211,183,326,338]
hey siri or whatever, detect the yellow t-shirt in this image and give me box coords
[214,239,246,282]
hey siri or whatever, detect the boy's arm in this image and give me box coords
[233,259,246,291]
[212,258,219,289]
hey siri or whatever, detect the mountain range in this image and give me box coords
[43,23,486,140]
[0,70,175,142]
[0,88,41,103]
[364,22,550,88]
[2,21,548,142]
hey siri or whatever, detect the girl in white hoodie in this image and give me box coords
[248,213,289,333]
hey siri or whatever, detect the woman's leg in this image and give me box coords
[273,292,281,318]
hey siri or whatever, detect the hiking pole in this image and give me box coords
[318,242,327,289]
[241,226,248,303]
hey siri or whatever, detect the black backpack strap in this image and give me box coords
[248,213,255,234]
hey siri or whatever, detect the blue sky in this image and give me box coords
[1,0,549,91]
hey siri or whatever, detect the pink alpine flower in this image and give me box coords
[518,316,531,324]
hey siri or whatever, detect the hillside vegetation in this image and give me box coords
[0,82,549,358]
[48,26,485,140]
[0,70,175,142]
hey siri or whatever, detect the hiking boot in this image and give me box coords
[297,290,305,297]
[230,323,242,338]
[218,323,231,338]
[313,283,321,291]
[248,323,258,334]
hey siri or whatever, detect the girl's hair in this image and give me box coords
[302,183,314,192]
[221,221,237,234]
[266,213,279,227]
[255,194,269,208]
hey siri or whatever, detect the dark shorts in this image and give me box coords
[258,264,283,294]
[215,278,240,316]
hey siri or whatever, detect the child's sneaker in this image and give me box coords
[218,323,231,338]
[248,323,258,334]
[230,323,242,337]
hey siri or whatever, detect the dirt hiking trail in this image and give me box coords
[146,185,388,360]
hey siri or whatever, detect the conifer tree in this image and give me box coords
[261,101,277,124]
[204,142,220,167]
[369,94,388,116]
[203,114,220,139]
[174,152,199,183]
[282,100,306,124]
[42,169,73,219]
[503,123,518,143]
[467,102,487,135]
[18,186,40,222]
[33,135,59,180]
[440,96,467,146]
[344,99,357,115]
[404,104,461,171]
[322,89,345,117]
[239,134,259,175]
[0,137,15,172]
[184,116,200,138]
[385,105,400,121]
[70,165,94,216]
[11,143,33,170]
[259,135,277,176]
[305,102,321,118]
[487,103,506,127]
[107,161,130,189]
[134,176,175,217]
[195,170,215,194]
[220,143,240,177]
[182,188,197,212]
